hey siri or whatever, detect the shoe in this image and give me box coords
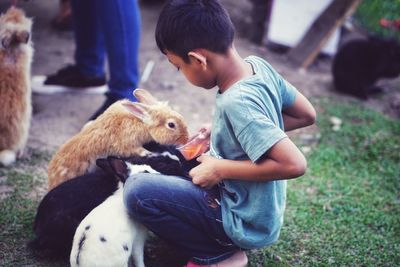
[32,75,107,95]
[186,262,201,267]
[88,95,122,121]
[32,65,107,95]
[44,65,106,87]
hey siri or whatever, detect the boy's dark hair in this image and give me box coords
[155,0,235,62]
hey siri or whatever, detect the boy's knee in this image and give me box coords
[123,173,193,219]
[123,173,153,216]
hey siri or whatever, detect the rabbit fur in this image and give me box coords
[69,181,148,267]
[28,168,121,259]
[70,142,199,267]
[30,142,195,263]
[47,88,189,190]
[332,36,400,99]
[0,7,33,166]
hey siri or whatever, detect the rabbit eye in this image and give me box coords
[167,122,176,129]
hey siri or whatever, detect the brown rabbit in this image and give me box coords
[0,7,33,167]
[47,89,189,190]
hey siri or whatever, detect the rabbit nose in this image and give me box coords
[1,31,30,48]
[14,31,30,44]
[176,134,189,145]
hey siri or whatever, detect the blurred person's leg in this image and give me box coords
[42,0,141,120]
[44,0,106,88]
[89,0,141,120]
[72,0,106,79]
[97,0,141,101]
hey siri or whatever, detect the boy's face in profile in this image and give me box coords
[166,51,217,89]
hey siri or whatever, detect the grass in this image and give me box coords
[0,150,66,267]
[1,98,399,266]
[256,98,400,266]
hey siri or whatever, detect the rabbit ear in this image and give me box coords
[133,88,159,105]
[96,158,113,173]
[121,102,153,123]
[108,157,130,183]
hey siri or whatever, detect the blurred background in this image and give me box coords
[0,1,399,266]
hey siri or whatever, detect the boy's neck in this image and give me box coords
[214,47,253,93]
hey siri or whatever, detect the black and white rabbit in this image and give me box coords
[30,142,197,262]
[28,162,121,259]
[128,141,199,179]
[69,142,199,267]
[332,36,400,99]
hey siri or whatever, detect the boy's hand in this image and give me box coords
[188,125,211,143]
[189,155,221,189]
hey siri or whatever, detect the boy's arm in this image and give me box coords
[283,91,316,131]
[190,137,306,188]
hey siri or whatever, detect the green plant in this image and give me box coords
[354,0,400,40]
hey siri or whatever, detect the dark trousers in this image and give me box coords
[123,173,239,265]
[71,0,141,101]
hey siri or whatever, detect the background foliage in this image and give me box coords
[354,0,400,40]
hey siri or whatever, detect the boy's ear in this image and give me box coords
[188,51,207,70]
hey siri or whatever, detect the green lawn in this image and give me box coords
[0,151,67,267]
[255,98,400,266]
[1,98,399,266]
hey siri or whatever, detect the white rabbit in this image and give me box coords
[69,163,158,267]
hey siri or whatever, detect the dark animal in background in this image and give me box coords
[29,141,198,261]
[332,37,400,99]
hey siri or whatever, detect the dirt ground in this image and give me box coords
[1,0,399,266]
[1,0,398,152]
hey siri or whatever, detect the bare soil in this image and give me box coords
[1,0,395,152]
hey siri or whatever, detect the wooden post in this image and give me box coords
[287,0,362,69]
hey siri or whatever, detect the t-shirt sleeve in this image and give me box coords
[237,119,287,162]
[223,93,287,162]
[278,76,297,109]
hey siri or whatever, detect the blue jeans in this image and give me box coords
[71,0,141,101]
[123,173,240,265]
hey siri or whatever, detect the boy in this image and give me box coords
[123,0,316,266]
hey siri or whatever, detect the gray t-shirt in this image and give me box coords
[210,55,297,249]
